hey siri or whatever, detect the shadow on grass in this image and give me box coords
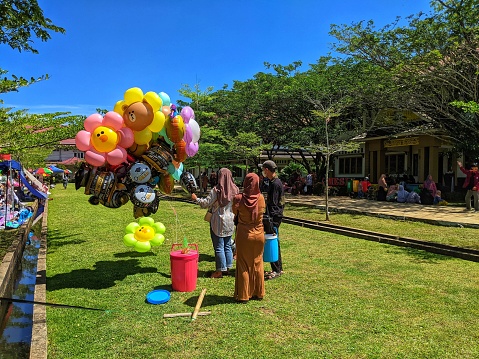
[387,246,453,263]
[157,271,171,279]
[47,230,87,252]
[183,294,236,307]
[152,284,173,293]
[113,251,156,258]
[199,253,215,263]
[46,259,158,291]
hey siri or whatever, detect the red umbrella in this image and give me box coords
[64,169,72,174]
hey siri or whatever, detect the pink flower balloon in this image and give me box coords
[75,111,134,167]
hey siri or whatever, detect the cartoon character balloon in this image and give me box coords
[114,87,166,146]
[75,112,134,167]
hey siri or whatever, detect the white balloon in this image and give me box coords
[189,119,201,143]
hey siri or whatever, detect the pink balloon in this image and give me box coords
[75,130,92,151]
[180,106,194,124]
[186,142,199,157]
[118,127,134,148]
[85,150,106,167]
[183,124,192,143]
[107,147,127,166]
[84,113,103,132]
[102,111,125,131]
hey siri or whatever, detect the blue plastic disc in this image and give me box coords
[146,289,171,305]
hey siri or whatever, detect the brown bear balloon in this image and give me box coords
[121,101,154,132]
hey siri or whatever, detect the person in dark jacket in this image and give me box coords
[260,160,285,280]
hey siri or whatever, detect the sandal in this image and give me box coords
[210,271,223,278]
[264,271,281,280]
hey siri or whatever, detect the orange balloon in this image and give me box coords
[166,115,185,143]
[174,140,187,162]
[159,174,175,194]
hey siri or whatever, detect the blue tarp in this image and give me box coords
[5,208,34,229]
[0,160,48,200]
[48,165,65,173]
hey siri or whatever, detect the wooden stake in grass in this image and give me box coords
[191,288,207,321]
[163,311,210,318]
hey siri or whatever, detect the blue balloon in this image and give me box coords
[167,162,183,180]
[159,92,171,107]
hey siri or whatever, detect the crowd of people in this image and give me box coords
[374,173,443,205]
[371,163,479,209]
[191,160,285,303]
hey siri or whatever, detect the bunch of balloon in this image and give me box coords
[74,87,200,218]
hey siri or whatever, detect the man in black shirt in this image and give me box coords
[261,160,285,280]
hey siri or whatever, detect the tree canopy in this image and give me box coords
[0,0,65,94]
[0,0,82,168]
[329,0,479,156]
[183,0,479,175]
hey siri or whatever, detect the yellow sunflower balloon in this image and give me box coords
[123,217,166,252]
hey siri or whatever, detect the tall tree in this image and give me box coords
[0,0,79,167]
[329,0,479,157]
[0,108,84,168]
[0,0,65,94]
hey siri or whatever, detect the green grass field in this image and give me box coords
[45,186,479,359]
[285,205,479,250]
[0,229,16,259]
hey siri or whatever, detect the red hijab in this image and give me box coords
[235,173,261,221]
[215,168,239,207]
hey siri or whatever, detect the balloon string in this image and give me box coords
[163,198,184,244]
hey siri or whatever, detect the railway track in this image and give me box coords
[163,195,479,262]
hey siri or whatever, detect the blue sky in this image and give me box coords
[1,0,432,116]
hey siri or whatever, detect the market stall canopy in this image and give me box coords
[48,165,65,173]
[35,167,53,175]
[0,160,48,200]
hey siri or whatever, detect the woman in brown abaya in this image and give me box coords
[232,173,266,302]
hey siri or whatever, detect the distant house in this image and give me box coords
[46,139,84,166]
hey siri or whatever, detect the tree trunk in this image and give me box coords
[325,118,330,221]
[325,153,330,221]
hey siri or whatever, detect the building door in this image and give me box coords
[413,154,419,179]
[424,147,430,180]
[438,153,444,185]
